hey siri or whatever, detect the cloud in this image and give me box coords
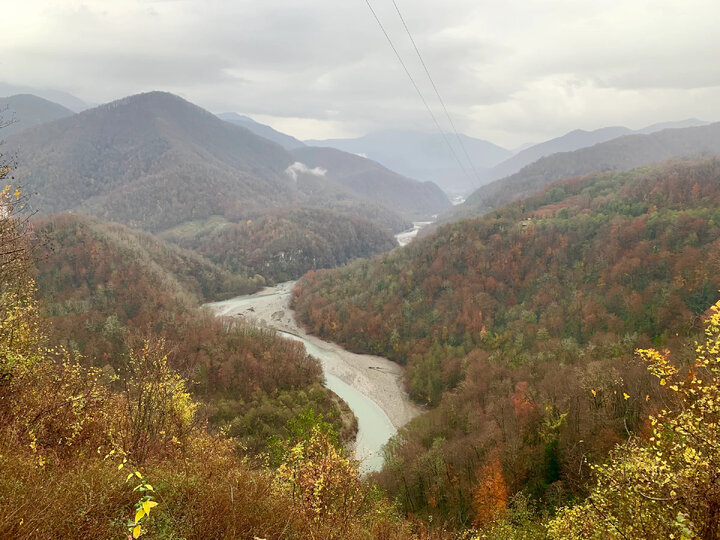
[4,0,720,146]
[285,162,328,181]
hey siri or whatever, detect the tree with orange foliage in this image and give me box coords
[472,454,509,527]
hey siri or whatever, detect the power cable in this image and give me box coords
[362,0,471,180]
[390,0,482,183]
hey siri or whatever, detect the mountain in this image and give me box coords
[306,130,512,196]
[488,126,633,181]
[159,207,398,283]
[0,94,74,137]
[446,122,720,225]
[0,82,92,112]
[9,91,294,231]
[7,91,447,232]
[217,112,305,150]
[292,158,720,525]
[291,146,450,219]
[636,118,710,134]
[488,119,711,182]
[31,212,356,457]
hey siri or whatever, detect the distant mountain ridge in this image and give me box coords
[6,91,449,232]
[443,121,720,225]
[306,130,512,196]
[488,126,634,181]
[0,94,74,137]
[487,119,710,182]
[305,120,710,197]
[217,112,306,150]
[0,82,92,112]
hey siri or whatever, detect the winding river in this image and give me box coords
[206,282,421,473]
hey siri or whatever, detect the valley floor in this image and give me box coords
[207,281,422,430]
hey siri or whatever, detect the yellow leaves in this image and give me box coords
[623,393,630,401]
[550,297,720,538]
[127,471,158,538]
[274,427,362,522]
[591,389,597,397]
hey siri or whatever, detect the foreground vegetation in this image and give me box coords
[294,159,720,528]
[4,154,720,537]
[0,181,453,538]
[30,212,362,456]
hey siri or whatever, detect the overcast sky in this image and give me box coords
[4,0,720,147]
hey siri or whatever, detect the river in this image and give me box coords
[206,281,421,473]
[395,220,434,247]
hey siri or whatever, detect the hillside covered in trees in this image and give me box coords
[159,207,397,283]
[293,158,720,526]
[7,91,448,233]
[31,213,358,457]
[441,122,720,227]
[4,132,720,538]
[0,181,461,538]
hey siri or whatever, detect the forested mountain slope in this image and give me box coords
[443,122,720,226]
[11,91,293,230]
[33,213,263,361]
[307,130,512,195]
[31,213,355,454]
[291,146,450,219]
[160,207,397,283]
[0,94,74,137]
[293,158,720,525]
[8,91,446,233]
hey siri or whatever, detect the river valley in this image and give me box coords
[206,281,422,472]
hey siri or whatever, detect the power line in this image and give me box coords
[362,0,471,181]
[390,0,482,183]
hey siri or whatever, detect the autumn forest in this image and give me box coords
[2,88,720,539]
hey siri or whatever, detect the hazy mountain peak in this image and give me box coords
[638,118,710,134]
[305,130,512,196]
[217,111,305,150]
[0,82,91,112]
[6,90,447,232]
[0,93,74,137]
[95,91,213,119]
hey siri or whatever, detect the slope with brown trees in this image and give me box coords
[0,185,450,539]
[293,158,720,525]
[160,207,398,283]
[31,213,355,455]
[8,91,448,233]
